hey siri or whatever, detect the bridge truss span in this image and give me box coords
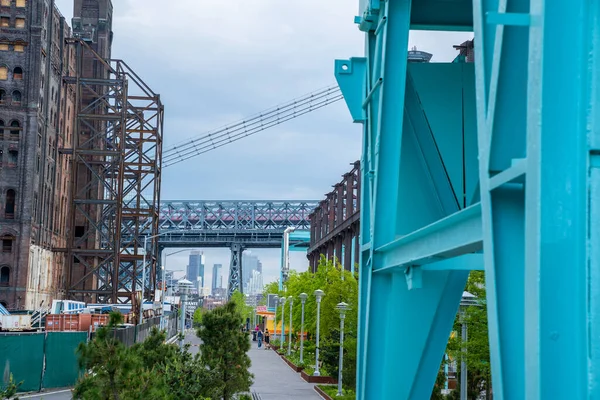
[157,200,319,298]
[159,200,317,231]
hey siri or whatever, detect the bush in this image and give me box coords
[1,374,21,400]
[73,312,216,400]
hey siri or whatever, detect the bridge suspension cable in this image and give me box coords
[162,85,342,167]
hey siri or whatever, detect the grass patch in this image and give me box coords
[317,385,355,400]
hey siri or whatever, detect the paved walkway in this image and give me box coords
[248,342,322,400]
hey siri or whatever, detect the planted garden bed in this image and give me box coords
[315,385,355,400]
[281,355,304,372]
[300,369,337,384]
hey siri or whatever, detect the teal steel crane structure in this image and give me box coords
[335,0,598,398]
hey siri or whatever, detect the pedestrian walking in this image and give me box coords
[264,329,270,349]
[257,329,264,349]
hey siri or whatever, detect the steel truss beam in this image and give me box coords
[63,39,163,305]
[158,200,317,231]
[337,0,599,398]
[308,162,361,272]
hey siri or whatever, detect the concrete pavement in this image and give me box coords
[248,340,322,400]
[19,389,72,400]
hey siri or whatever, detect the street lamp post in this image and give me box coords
[280,297,287,344]
[177,279,193,352]
[140,232,169,324]
[287,296,293,356]
[280,227,296,290]
[336,302,349,396]
[313,289,325,376]
[161,248,191,330]
[459,292,478,400]
[299,293,308,363]
[273,295,279,338]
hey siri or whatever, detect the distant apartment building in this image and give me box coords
[187,251,204,291]
[241,251,263,295]
[0,0,112,310]
[245,269,263,295]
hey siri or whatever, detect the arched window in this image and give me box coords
[0,120,4,137]
[5,189,15,219]
[0,89,5,104]
[0,66,7,81]
[0,266,9,286]
[9,121,20,138]
[13,67,22,80]
[11,90,21,106]
[0,301,7,308]
[2,235,13,253]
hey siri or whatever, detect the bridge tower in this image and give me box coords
[228,243,244,297]
[336,0,598,399]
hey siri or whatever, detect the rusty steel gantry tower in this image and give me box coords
[62,39,163,304]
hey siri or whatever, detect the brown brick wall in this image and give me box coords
[0,0,110,310]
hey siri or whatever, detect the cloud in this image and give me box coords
[54,0,472,287]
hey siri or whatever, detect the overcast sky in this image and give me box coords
[55,0,472,287]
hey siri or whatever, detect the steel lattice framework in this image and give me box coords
[62,39,163,305]
[336,0,598,399]
[158,200,315,234]
[156,200,318,297]
[307,161,361,272]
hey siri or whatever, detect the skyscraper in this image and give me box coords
[241,252,264,295]
[211,264,221,294]
[187,251,204,291]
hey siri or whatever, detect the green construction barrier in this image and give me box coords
[0,333,44,392]
[43,331,87,389]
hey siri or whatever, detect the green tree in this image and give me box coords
[193,307,204,327]
[229,290,253,325]
[446,271,491,399]
[261,281,281,304]
[263,256,358,387]
[162,349,217,400]
[74,312,164,400]
[198,301,253,400]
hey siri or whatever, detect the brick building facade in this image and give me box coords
[0,0,112,310]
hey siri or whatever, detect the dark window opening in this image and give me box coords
[2,237,12,252]
[75,225,85,237]
[8,150,16,165]
[0,89,5,104]
[0,266,9,286]
[5,189,15,219]
[11,90,21,106]
[10,121,19,138]
[13,67,22,80]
